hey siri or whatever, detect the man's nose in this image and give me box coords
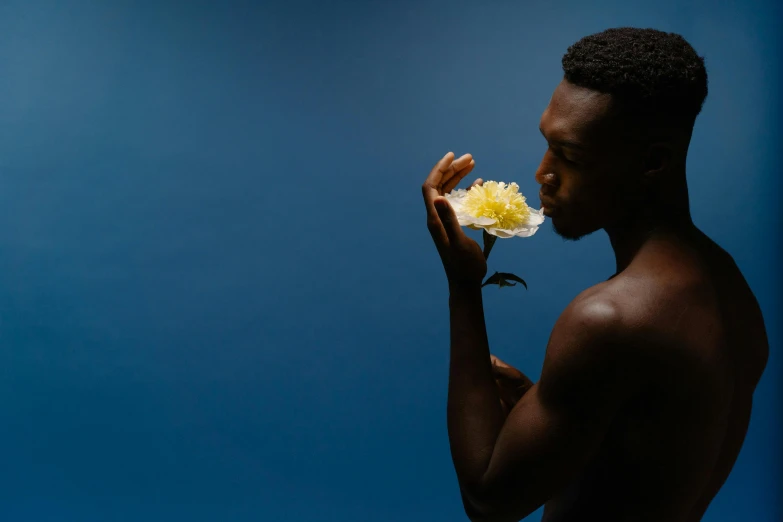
[534,152,558,186]
[535,166,558,187]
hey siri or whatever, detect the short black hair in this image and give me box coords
[562,28,708,133]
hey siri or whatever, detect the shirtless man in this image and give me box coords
[421,28,769,521]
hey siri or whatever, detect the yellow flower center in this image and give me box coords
[463,181,530,230]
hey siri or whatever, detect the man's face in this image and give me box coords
[536,79,644,240]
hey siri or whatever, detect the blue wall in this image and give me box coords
[0,1,779,520]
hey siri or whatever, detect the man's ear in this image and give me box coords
[643,142,673,180]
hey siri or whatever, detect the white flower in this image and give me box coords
[445,181,545,238]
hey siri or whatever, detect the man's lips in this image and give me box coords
[539,192,557,214]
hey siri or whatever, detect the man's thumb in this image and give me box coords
[434,198,459,237]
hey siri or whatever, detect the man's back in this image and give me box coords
[542,227,769,522]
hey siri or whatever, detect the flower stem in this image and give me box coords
[482,230,497,260]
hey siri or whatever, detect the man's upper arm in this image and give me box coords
[463,297,646,522]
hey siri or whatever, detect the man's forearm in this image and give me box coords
[446,283,509,493]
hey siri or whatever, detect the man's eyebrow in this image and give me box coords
[539,126,584,150]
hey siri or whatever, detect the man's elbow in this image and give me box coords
[460,487,519,522]
[464,512,516,522]
[463,507,518,522]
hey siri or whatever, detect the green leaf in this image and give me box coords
[481,271,528,290]
[498,272,527,289]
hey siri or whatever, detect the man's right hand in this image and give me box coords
[491,355,534,415]
[422,152,487,287]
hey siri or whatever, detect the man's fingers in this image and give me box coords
[491,354,509,368]
[437,151,456,172]
[440,154,473,192]
[470,178,484,188]
[442,158,476,194]
[423,152,469,250]
[424,151,455,191]
[494,365,524,382]
[491,355,525,379]
[424,152,472,197]
[492,354,514,367]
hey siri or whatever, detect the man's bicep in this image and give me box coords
[470,382,613,519]
[466,299,645,519]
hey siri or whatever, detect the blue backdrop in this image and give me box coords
[0,1,779,521]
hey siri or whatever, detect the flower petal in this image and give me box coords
[512,226,540,237]
[466,216,496,226]
[453,211,495,227]
[524,208,546,226]
[486,227,516,238]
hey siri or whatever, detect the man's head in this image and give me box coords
[536,28,708,240]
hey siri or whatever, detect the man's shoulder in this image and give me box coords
[558,280,629,333]
[540,288,650,409]
[578,270,707,321]
[553,279,670,356]
[548,288,628,361]
[562,273,731,371]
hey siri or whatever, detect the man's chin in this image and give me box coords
[550,217,595,242]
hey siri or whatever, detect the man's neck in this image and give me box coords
[604,184,694,276]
